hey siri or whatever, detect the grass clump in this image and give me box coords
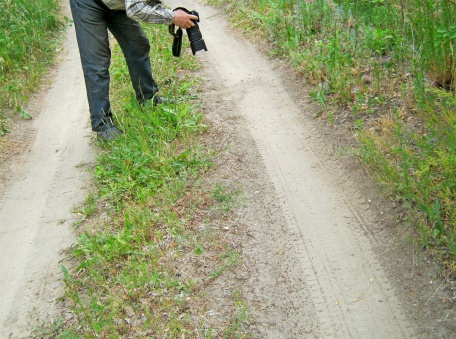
[360,89,456,270]
[206,0,456,272]
[37,23,250,337]
[0,0,64,134]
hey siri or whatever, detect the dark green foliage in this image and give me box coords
[0,0,63,133]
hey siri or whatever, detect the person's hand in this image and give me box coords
[173,9,198,29]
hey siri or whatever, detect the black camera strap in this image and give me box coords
[169,7,191,58]
[172,7,196,18]
[169,25,183,57]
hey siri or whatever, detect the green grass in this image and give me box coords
[223,291,250,337]
[0,0,64,134]
[206,0,456,272]
[359,89,456,270]
[212,183,242,213]
[35,23,250,337]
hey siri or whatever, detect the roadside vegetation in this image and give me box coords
[206,0,456,272]
[0,0,64,134]
[36,23,249,337]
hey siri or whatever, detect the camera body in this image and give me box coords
[186,10,207,55]
[169,8,208,57]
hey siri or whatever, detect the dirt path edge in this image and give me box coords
[0,2,94,337]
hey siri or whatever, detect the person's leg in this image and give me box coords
[107,12,159,103]
[70,0,113,131]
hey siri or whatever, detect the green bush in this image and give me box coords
[0,0,63,133]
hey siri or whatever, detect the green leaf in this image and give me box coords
[437,26,448,34]
[61,265,69,279]
[21,109,32,120]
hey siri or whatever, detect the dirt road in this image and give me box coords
[0,2,93,337]
[168,0,414,337]
[172,0,456,337]
[1,0,453,337]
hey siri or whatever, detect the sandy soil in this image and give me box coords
[0,2,94,337]
[0,0,455,337]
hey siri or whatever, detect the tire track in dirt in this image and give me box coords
[242,84,412,337]
[172,0,416,337]
[0,3,93,337]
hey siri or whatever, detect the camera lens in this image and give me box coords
[187,25,203,43]
[187,24,207,55]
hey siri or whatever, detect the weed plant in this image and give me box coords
[207,0,456,271]
[0,0,63,134]
[360,90,456,270]
[40,24,249,337]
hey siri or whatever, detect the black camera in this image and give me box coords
[169,7,208,57]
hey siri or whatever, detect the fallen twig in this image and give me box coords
[426,273,450,304]
[393,278,412,289]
